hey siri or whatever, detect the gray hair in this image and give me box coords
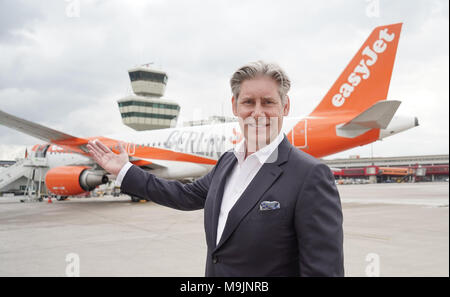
[230,60,291,106]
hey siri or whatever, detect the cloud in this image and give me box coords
[0,0,448,159]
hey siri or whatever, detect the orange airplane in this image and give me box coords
[0,23,418,200]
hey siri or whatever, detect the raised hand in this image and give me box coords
[86,139,129,176]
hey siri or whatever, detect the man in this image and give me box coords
[87,61,344,277]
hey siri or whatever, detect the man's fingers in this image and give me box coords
[87,143,103,162]
[87,145,99,160]
[91,150,102,164]
[95,139,112,154]
[87,142,103,157]
[87,140,102,153]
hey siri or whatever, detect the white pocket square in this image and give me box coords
[259,201,280,211]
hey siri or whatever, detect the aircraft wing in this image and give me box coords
[0,109,169,170]
[0,109,90,151]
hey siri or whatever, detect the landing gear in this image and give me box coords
[130,196,149,203]
[130,196,141,203]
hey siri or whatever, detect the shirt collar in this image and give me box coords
[233,132,285,165]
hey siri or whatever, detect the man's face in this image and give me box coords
[232,76,290,152]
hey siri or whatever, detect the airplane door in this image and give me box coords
[127,143,136,156]
[292,119,308,149]
[35,145,50,157]
[42,144,50,157]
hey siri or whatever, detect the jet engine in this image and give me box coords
[45,166,108,196]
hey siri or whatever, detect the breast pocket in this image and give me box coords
[249,207,288,222]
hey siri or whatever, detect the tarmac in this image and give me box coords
[0,182,448,277]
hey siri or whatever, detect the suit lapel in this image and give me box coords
[208,154,237,249]
[213,137,292,253]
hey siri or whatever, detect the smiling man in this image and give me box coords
[232,73,289,156]
[87,61,344,277]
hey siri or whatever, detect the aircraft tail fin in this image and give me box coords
[310,23,403,117]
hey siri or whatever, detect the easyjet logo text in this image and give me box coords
[332,28,395,107]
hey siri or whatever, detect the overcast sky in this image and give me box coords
[0,0,448,160]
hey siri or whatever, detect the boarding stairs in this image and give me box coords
[0,157,48,197]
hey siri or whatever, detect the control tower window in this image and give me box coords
[129,71,168,84]
[118,101,180,110]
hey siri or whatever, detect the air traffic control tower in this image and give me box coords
[117,65,180,131]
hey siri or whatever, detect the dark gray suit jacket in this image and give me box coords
[121,136,344,277]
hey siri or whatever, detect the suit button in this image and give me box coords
[212,256,218,264]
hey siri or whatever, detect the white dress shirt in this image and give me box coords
[115,161,133,187]
[216,132,284,245]
[114,132,285,245]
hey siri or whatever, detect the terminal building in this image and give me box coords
[117,65,180,131]
[323,154,449,183]
[183,115,237,127]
